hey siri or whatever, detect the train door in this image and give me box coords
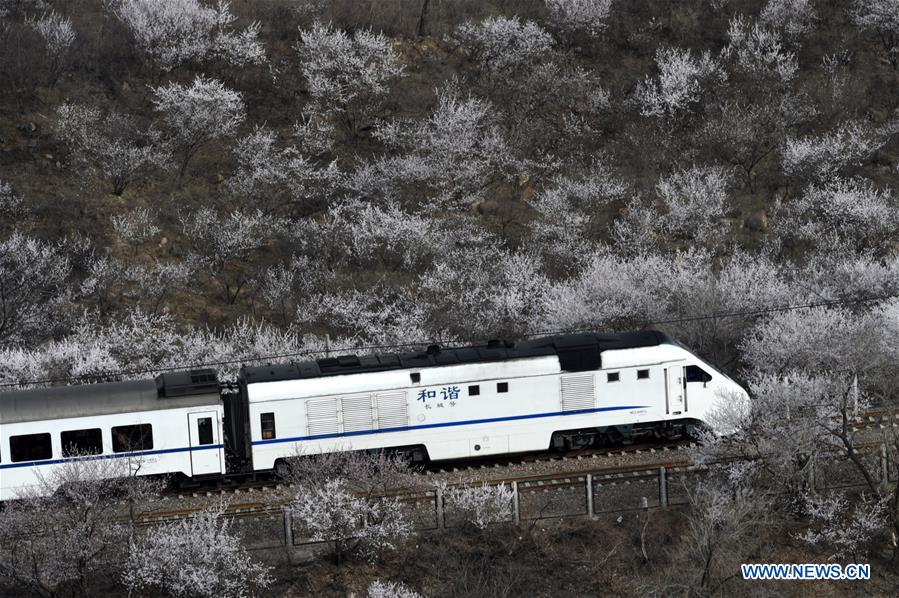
[188,411,221,476]
[665,366,685,415]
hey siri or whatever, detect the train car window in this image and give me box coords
[197,418,214,445]
[468,384,480,396]
[10,433,53,463]
[112,424,153,453]
[685,365,712,383]
[637,369,650,380]
[61,428,103,457]
[410,373,421,383]
[261,413,276,440]
[497,382,508,393]
[607,372,620,382]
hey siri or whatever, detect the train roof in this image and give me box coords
[242,331,672,385]
[0,369,220,425]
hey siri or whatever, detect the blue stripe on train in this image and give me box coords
[251,405,648,446]
[0,443,224,470]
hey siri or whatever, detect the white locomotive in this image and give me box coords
[0,331,749,500]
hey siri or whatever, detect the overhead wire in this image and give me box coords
[1,290,897,389]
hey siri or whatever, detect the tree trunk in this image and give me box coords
[417,0,430,38]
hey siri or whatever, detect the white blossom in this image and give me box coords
[851,0,899,69]
[0,233,72,344]
[368,580,423,598]
[214,19,266,66]
[112,0,265,71]
[724,15,798,83]
[796,491,887,559]
[296,22,403,124]
[0,455,160,596]
[637,47,723,118]
[179,207,272,303]
[538,249,695,331]
[316,199,442,270]
[0,309,310,386]
[0,179,25,220]
[230,125,338,211]
[152,75,245,177]
[821,50,853,104]
[112,207,161,253]
[291,0,326,21]
[760,0,818,40]
[740,302,899,381]
[781,121,893,183]
[298,285,432,345]
[28,9,75,62]
[698,95,816,190]
[127,259,195,315]
[455,16,554,78]
[680,473,769,592]
[366,83,517,210]
[803,251,899,301]
[419,248,550,339]
[290,478,413,563]
[255,255,325,325]
[440,482,515,529]
[694,367,895,561]
[545,0,613,38]
[610,197,660,256]
[538,248,796,362]
[655,165,731,243]
[774,178,899,250]
[298,222,532,341]
[528,161,627,267]
[123,503,273,598]
[56,102,170,195]
[294,111,337,156]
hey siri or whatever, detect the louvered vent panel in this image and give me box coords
[376,391,408,429]
[341,394,374,433]
[306,398,339,436]
[560,374,595,411]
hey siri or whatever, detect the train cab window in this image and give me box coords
[197,418,214,445]
[261,412,276,440]
[468,384,480,396]
[10,433,53,463]
[497,382,508,393]
[112,424,153,453]
[685,365,712,383]
[410,373,421,383]
[637,369,650,380]
[61,428,103,457]
[607,372,620,382]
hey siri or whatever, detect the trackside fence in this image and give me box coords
[226,446,895,558]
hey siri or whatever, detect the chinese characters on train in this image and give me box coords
[417,386,461,408]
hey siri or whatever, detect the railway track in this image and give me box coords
[156,438,695,501]
[137,458,688,524]
[136,406,899,524]
[849,407,899,432]
[138,439,695,522]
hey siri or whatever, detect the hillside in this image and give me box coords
[1,0,899,596]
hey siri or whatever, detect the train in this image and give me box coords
[0,331,750,500]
